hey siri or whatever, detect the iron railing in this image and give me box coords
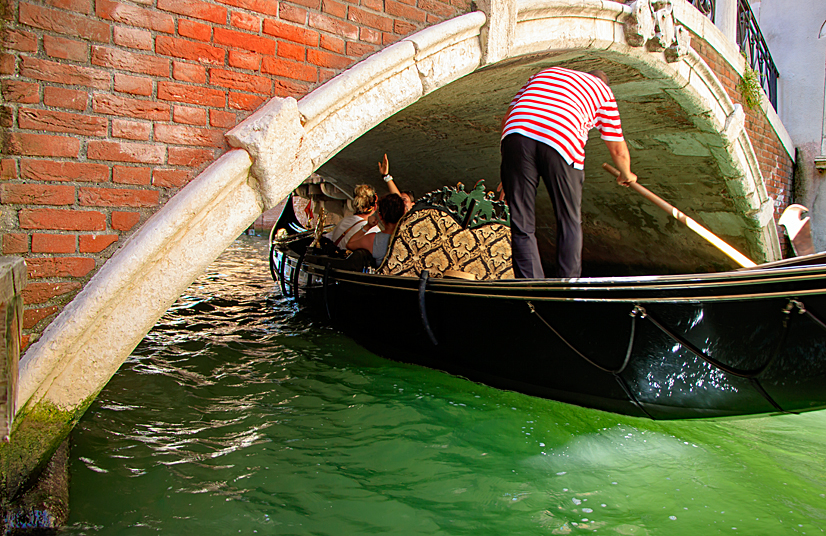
[735,0,779,109]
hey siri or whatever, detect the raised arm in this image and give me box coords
[378,153,402,196]
[604,140,637,187]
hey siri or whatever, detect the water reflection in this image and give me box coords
[66,236,826,535]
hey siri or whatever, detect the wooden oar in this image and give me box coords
[602,162,756,268]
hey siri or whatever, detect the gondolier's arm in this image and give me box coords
[604,140,637,187]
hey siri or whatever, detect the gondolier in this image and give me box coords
[501,67,638,278]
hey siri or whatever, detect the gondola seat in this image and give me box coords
[377,182,514,280]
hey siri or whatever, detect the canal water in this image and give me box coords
[65,236,826,535]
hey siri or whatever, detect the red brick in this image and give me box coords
[322,0,347,18]
[215,0,279,16]
[360,26,381,44]
[87,140,165,164]
[45,0,91,14]
[43,87,87,110]
[179,19,212,41]
[5,133,80,157]
[279,40,307,60]
[1,159,16,180]
[152,168,192,188]
[113,165,151,185]
[79,186,159,207]
[92,46,169,77]
[173,105,207,125]
[26,257,96,278]
[114,73,153,96]
[24,306,60,329]
[156,35,225,65]
[18,108,108,137]
[1,183,75,205]
[285,0,320,9]
[320,34,344,53]
[93,94,170,121]
[3,29,38,52]
[263,19,319,46]
[111,211,140,231]
[229,92,266,111]
[21,160,109,182]
[210,68,272,94]
[154,124,225,147]
[0,106,11,129]
[228,50,261,70]
[279,4,306,23]
[308,48,351,69]
[43,35,88,61]
[20,3,109,42]
[346,41,375,58]
[309,12,358,39]
[231,11,260,31]
[3,233,28,254]
[273,78,309,97]
[172,61,206,83]
[210,109,236,128]
[22,281,82,304]
[2,81,39,104]
[168,147,214,167]
[157,81,226,107]
[31,233,76,253]
[96,0,175,33]
[114,26,152,50]
[393,19,417,35]
[386,0,426,22]
[158,0,227,23]
[20,56,109,89]
[79,234,119,253]
[361,0,382,10]
[420,0,453,17]
[261,56,317,82]
[0,54,15,75]
[214,27,276,55]
[348,7,393,32]
[20,208,106,230]
[382,32,398,45]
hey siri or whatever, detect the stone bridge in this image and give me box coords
[0,0,795,499]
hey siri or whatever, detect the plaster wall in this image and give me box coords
[754,0,826,250]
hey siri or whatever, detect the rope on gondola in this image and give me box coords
[527,301,652,418]
[419,271,439,346]
[635,301,800,414]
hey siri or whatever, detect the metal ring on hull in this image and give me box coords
[527,301,653,418]
[635,300,804,414]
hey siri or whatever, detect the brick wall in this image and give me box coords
[691,37,795,253]
[0,0,471,349]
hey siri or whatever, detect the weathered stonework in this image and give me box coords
[0,258,25,444]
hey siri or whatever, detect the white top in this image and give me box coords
[326,214,378,249]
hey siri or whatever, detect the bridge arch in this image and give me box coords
[10,0,792,494]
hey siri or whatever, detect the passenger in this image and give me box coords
[326,184,378,250]
[400,190,415,213]
[347,193,405,265]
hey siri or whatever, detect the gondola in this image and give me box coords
[268,182,826,420]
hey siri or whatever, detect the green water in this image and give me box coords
[65,236,826,535]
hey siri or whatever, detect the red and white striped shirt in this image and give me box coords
[502,67,624,170]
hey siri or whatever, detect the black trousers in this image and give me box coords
[500,133,584,278]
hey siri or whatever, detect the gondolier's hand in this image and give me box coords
[378,154,390,176]
[616,170,637,187]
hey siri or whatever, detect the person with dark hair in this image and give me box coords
[347,193,405,265]
[400,190,416,212]
[500,67,637,279]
